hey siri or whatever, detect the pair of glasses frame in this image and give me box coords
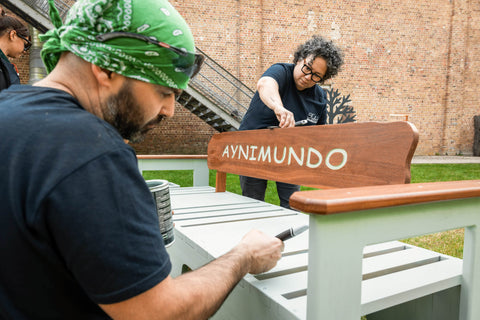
[96,32,204,78]
[301,59,324,83]
[15,32,31,51]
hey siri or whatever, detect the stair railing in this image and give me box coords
[188,48,254,122]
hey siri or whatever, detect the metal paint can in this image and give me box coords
[146,179,174,247]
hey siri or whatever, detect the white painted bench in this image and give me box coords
[165,122,480,319]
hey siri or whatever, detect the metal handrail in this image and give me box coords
[189,48,254,120]
[195,48,255,98]
[21,0,70,21]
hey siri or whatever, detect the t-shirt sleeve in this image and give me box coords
[45,148,171,304]
[261,63,290,93]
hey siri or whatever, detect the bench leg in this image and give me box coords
[459,225,480,320]
[306,214,364,319]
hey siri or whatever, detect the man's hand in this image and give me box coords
[236,229,284,274]
[100,229,284,320]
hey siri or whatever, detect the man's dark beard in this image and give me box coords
[103,80,164,143]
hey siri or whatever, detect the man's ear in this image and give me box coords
[90,64,114,88]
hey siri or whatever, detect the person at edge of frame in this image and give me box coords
[238,35,344,209]
[0,8,31,91]
[0,0,283,319]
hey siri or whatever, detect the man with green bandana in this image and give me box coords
[0,0,283,319]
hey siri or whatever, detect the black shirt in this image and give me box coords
[0,85,171,319]
[240,63,327,130]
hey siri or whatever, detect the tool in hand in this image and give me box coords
[267,119,308,129]
[275,225,309,241]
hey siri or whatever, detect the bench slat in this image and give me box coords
[169,186,215,195]
[173,204,285,220]
[363,241,407,258]
[170,190,256,208]
[175,215,309,258]
[361,258,462,315]
[283,258,462,318]
[363,246,445,280]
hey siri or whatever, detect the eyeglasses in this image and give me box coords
[95,32,205,78]
[16,33,31,52]
[301,59,324,83]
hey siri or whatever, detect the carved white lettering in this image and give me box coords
[326,149,348,170]
[274,146,287,164]
[288,147,304,166]
[258,146,271,163]
[222,146,229,158]
[239,145,249,160]
[307,147,322,168]
[249,145,258,160]
[230,145,238,158]
[220,144,347,171]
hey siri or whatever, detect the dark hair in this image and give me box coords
[0,10,29,39]
[293,35,344,82]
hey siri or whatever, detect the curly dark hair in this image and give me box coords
[293,35,344,82]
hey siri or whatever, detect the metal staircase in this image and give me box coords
[0,0,253,131]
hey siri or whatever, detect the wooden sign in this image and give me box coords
[208,122,418,189]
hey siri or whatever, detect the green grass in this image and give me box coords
[410,163,480,183]
[404,164,480,258]
[143,163,480,259]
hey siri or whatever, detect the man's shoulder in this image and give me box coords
[1,85,127,156]
[1,85,77,107]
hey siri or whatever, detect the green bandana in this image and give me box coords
[40,0,198,89]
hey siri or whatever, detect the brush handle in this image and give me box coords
[276,225,308,241]
[276,228,294,241]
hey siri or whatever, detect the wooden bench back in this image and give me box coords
[208,122,419,192]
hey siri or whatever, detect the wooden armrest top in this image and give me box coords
[289,180,480,215]
[137,154,208,159]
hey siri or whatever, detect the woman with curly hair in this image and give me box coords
[0,9,30,90]
[239,35,344,208]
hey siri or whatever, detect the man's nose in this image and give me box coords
[162,95,175,118]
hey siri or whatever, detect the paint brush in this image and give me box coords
[275,225,309,241]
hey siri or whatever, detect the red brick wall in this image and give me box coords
[129,104,217,155]
[7,0,480,156]
[168,0,480,156]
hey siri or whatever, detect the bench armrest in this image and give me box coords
[290,180,480,214]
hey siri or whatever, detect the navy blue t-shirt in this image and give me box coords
[239,63,327,130]
[0,85,171,319]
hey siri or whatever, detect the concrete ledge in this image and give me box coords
[412,156,480,164]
